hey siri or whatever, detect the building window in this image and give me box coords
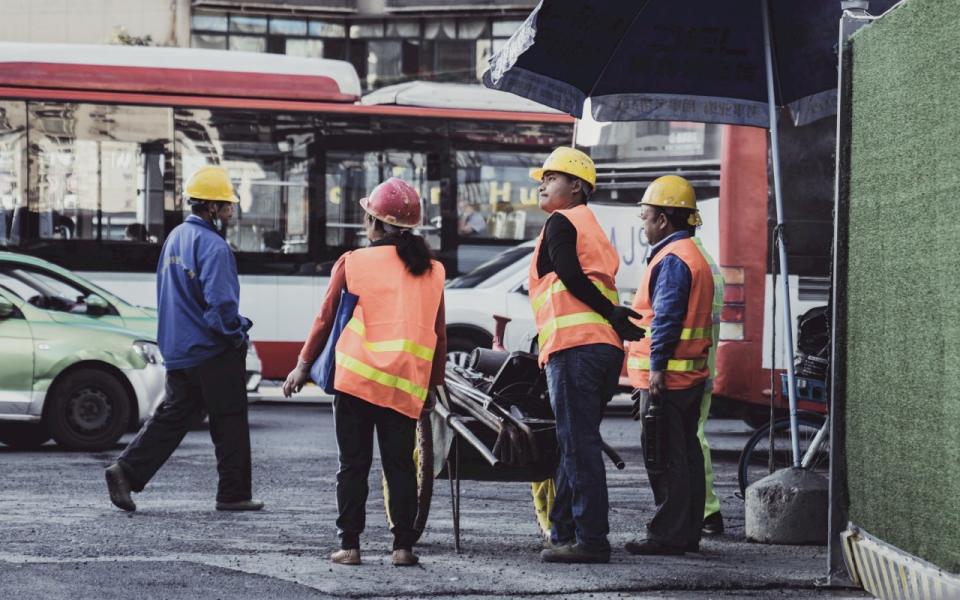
[0,101,26,246]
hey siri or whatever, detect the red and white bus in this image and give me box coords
[0,42,573,379]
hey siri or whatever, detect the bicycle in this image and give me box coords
[736,380,830,496]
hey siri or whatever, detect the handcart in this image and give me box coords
[415,348,624,552]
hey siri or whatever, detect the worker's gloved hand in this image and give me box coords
[630,388,645,421]
[608,306,645,341]
[282,361,311,398]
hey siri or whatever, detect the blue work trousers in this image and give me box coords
[545,343,624,552]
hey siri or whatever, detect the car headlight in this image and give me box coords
[133,341,164,366]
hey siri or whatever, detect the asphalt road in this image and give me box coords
[0,403,867,600]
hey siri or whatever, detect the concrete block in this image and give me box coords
[745,467,828,545]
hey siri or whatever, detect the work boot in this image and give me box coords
[624,539,685,556]
[540,543,610,564]
[105,463,136,512]
[215,499,264,511]
[391,548,419,566]
[702,512,724,535]
[330,549,361,565]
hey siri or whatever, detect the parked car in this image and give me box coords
[0,252,262,392]
[444,241,538,364]
[0,284,165,450]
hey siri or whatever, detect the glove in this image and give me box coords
[608,306,646,341]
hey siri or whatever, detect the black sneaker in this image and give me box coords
[624,539,685,556]
[216,499,264,511]
[702,512,724,535]
[105,463,136,512]
[540,543,610,564]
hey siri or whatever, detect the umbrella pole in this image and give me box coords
[761,0,801,467]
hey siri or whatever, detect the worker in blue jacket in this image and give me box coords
[105,166,262,513]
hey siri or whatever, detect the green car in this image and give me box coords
[0,252,166,450]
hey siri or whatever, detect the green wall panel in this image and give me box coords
[846,0,960,573]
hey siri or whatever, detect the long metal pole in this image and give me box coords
[761,0,801,466]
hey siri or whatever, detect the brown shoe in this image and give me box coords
[330,549,361,565]
[391,548,419,566]
[105,463,136,512]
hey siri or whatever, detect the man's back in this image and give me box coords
[157,215,246,370]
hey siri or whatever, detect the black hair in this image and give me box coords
[555,172,592,203]
[654,206,697,235]
[371,217,433,276]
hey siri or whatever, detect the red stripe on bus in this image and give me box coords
[0,62,356,103]
[0,85,574,123]
[252,340,305,380]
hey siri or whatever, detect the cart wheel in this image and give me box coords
[412,411,434,542]
[382,411,434,543]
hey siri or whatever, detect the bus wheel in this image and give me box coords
[46,369,131,451]
[0,423,51,449]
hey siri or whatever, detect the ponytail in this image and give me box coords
[393,229,433,276]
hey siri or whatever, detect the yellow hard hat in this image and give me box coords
[184,165,239,203]
[530,146,597,188]
[640,175,701,227]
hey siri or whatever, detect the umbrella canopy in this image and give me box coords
[484,0,898,127]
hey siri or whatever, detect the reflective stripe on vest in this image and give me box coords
[335,351,429,401]
[627,356,708,372]
[345,317,435,362]
[537,311,612,349]
[638,325,713,340]
[531,279,619,314]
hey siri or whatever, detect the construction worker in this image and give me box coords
[694,237,725,536]
[530,147,645,564]
[282,178,446,568]
[105,165,261,513]
[625,175,714,556]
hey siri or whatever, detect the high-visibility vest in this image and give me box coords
[628,236,714,390]
[528,204,622,367]
[334,246,445,419]
[692,237,724,391]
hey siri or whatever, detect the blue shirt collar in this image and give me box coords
[647,230,690,263]
[185,214,217,232]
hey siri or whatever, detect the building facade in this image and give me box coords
[0,0,536,91]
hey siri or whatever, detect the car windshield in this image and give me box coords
[447,245,534,289]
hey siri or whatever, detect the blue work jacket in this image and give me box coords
[646,231,693,371]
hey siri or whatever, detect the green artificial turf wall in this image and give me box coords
[846,0,960,573]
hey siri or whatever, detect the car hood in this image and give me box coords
[46,311,156,341]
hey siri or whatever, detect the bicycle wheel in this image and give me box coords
[737,415,828,497]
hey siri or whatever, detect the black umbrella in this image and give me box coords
[484,0,898,464]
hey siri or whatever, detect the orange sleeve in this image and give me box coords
[297,254,348,364]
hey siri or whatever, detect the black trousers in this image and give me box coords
[639,382,706,548]
[117,347,252,504]
[334,392,417,551]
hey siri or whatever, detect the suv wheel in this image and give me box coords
[46,370,131,451]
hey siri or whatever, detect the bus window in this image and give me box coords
[175,109,314,255]
[0,101,26,247]
[27,103,172,244]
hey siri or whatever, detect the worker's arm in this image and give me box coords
[198,243,251,349]
[429,292,447,387]
[297,254,348,364]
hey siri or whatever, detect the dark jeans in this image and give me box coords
[639,383,706,548]
[117,346,252,504]
[334,392,417,551]
[545,343,624,552]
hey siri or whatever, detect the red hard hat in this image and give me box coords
[359,178,422,228]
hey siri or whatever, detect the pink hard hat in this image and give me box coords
[359,177,422,228]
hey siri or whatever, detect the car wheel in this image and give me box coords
[446,334,488,368]
[46,369,131,451]
[0,423,51,449]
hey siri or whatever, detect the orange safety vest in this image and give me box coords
[334,246,445,419]
[528,204,622,367]
[628,236,714,390]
